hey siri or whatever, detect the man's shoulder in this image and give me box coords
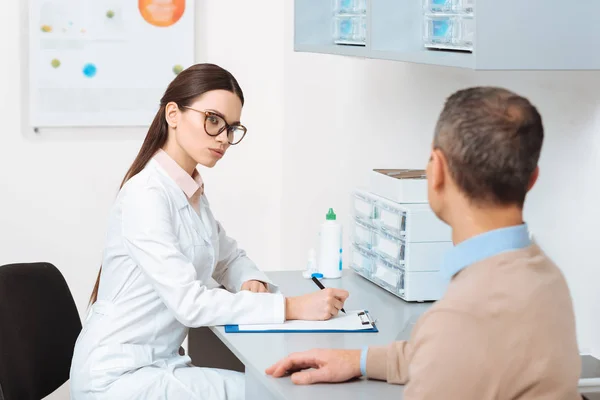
[438,243,569,317]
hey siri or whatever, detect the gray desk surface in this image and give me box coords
[210,270,600,399]
[210,270,431,400]
[582,356,600,380]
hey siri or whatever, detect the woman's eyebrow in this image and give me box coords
[206,109,241,125]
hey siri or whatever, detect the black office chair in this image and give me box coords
[0,262,82,400]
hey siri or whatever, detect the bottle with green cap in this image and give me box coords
[318,207,343,279]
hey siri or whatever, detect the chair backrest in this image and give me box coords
[0,262,82,400]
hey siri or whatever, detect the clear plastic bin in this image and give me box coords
[423,14,474,51]
[333,14,367,45]
[423,0,474,13]
[423,0,453,13]
[350,243,376,277]
[401,241,453,272]
[453,15,474,48]
[424,15,453,45]
[373,200,406,237]
[332,0,367,14]
[373,229,405,262]
[352,190,376,221]
[352,218,375,249]
[454,0,474,13]
[372,256,404,296]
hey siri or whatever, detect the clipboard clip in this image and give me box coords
[357,311,376,327]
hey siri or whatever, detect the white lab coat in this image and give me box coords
[70,159,285,400]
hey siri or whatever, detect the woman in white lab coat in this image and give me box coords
[69,63,349,400]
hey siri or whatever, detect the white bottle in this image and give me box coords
[302,248,319,279]
[318,208,343,279]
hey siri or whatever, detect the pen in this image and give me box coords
[311,275,346,314]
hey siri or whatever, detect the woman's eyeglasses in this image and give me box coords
[182,106,247,145]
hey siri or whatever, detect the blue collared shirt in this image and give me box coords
[359,223,532,377]
[440,223,532,281]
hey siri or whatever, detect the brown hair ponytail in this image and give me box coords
[89,63,244,305]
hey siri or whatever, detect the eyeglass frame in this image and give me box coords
[181,105,248,145]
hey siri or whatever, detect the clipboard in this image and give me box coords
[225,310,378,333]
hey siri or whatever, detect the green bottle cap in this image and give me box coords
[326,208,336,221]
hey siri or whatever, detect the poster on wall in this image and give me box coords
[28,0,195,128]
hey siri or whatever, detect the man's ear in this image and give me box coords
[429,148,447,191]
[528,166,539,191]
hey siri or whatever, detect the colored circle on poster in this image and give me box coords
[51,59,61,68]
[173,64,183,75]
[83,63,97,78]
[139,0,185,27]
[106,10,115,19]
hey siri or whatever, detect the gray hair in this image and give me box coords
[433,87,544,206]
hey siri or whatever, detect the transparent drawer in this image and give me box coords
[423,0,474,13]
[454,0,474,13]
[352,190,376,221]
[373,200,406,237]
[333,14,367,45]
[350,243,376,277]
[423,14,474,51]
[423,0,453,13]
[373,229,406,262]
[352,218,375,249]
[401,241,452,272]
[452,15,474,47]
[372,256,404,296]
[332,0,367,14]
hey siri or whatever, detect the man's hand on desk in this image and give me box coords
[265,349,362,385]
[240,280,269,293]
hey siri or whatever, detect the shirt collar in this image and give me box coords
[153,149,203,199]
[441,223,532,281]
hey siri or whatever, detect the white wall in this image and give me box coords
[0,0,284,306]
[2,1,599,399]
[0,1,283,398]
[196,0,284,274]
[282,54,600,355]
[282,2,600,357]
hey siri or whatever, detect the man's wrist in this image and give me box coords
[360,347,369,376]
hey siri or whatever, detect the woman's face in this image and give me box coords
[165,89,244,169]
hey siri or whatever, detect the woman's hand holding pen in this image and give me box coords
[285,288,349,321]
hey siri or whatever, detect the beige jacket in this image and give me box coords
[366,244,581,400]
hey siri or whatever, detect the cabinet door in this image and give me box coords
[294,0,600,70]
